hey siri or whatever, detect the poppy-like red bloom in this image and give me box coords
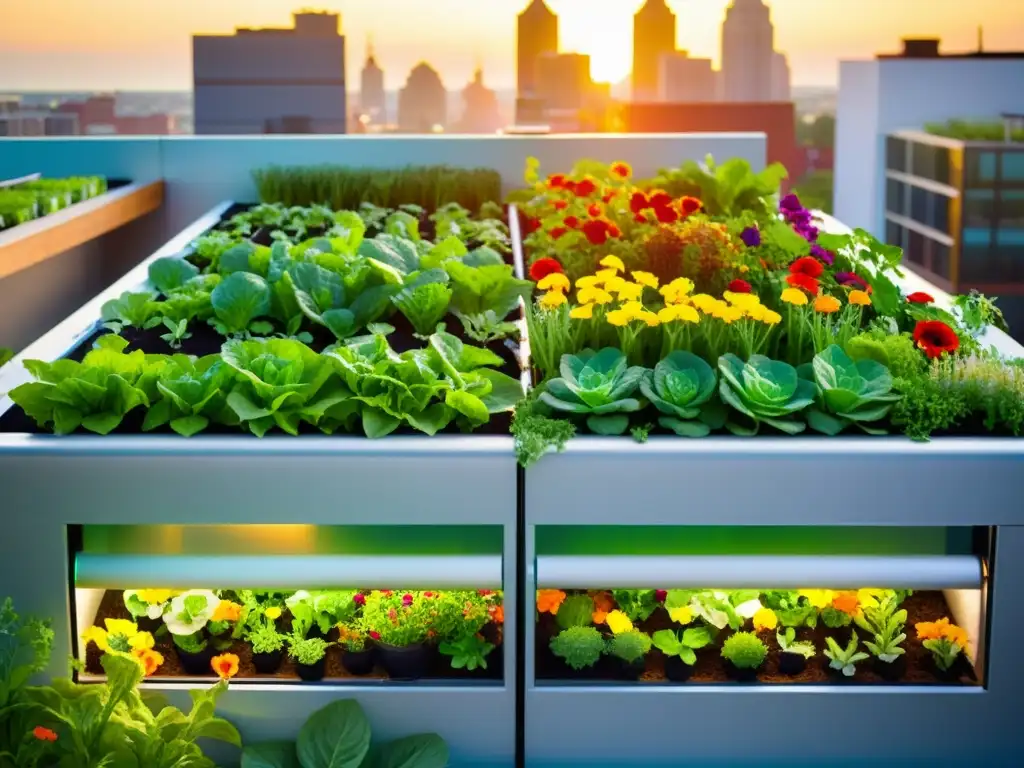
[587,202,602,218]
[648,191,672,209]
[602,191,616,204]
[634,213,647,224]
[913,320,959,359]
[610,162,631,178]
[582,218,611,245]
[786,273,820,294]
[679,197,702,215]
[369,630,381,640]
[574,178,597,198]
[402,593,414,606]
[33,727,58,743]
[654,205,678,224]
[907,291,935,304]
[523,216,541,235]
[608,223,622,238]
[563,180,577,194]
[547,174,566,189]
[549,226,568,240]
[353,593,366,606]
[553,199,568,211]
[529,258,564,282]
[629,191,650,214]
[728,279,753,293]
[789,256,825,278]
[564,215,580,229]
[479,589,494,596]
[655,590,667,603]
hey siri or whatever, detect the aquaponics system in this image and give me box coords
[0,135,1022,767]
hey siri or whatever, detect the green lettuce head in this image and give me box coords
[718,353,816,435]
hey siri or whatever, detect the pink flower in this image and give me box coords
[353,593,366,606]
[402,593,413,606]
[369,630,380,640]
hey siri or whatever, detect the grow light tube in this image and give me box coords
[0,173,41,189]
[536,555,982,590]
[76,554,503,590]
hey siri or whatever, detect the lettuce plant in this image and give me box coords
[652,626,711,665]
[101,291,161,332]
[776,627,815,658]
[391,275,453,337]
[211,271,272,336]
[539,348,645,435]
[439,634,495,672]
[142,354,237,437]
[148,256,200,294]
[718,354,817,435]
[283,262,394,340]
[803,344,901,435]
[9,335,163,434]
[640,351,726,437]
[762,590,817,628]
[445,260,532,336]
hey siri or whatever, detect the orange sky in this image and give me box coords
[1,0,1021,91]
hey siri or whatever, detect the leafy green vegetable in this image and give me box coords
[640,351,725,437]
[0,598,53,709]
[149,256,200,294]
[446,260,531,321]
[391,281,452,337]
[284,262,394,340]
[359,234,422,281]
[803,345,901,435]
[649,155,788,217]
[651,626,711,665]
[211,271,272,335]
[101,291,161,331]
[511,393,576,468]
[439,634,494,671]
[143,354,236,436]
[718,353,816,435]
[0,347,13,368]
[549,626,605,671]
[539,348,644,435]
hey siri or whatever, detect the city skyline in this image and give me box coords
[2,0,1022,92]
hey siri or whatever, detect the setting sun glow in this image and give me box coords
[554,0,646,83]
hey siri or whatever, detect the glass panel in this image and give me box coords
[931,192,950,235]
[1003,151,1024,183]
[966,150,998,187]
[964,189,995,228]
[885,220,903,250]
[908,230,925,267]
[998,190,1024,229]
[961,229,993,283]
[910,186,927,224]
[886,137,906,172]
[932,242,951,279]
[886,178,904,214]
[911,143,935,181]
[995,225,1024,282]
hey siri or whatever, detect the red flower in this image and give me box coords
[789,256,824,278]
[564,215,580,229]
[479,589,494,596]
[786,273,820,294]
[629,191,650,214]
[587,202,602,218]
[654,205,678,224]
[523,216,541,235]
[648,191,672,209]
[602,192,616,204]
[424,591,434,598]
[553,200,568,211]
[655,590,667,603]
[582,218,611,246]
[547,174,566,189]
[33,727,58,742]
[634,213,648,224]
[907,291,934,304]
[574,178,597,198]
[610,162,631,178]
[608,223,622,238]
[529,257,563,282]
[549,226,568,240]
[369,630,381,640]
[679,197,702,215]
[913,320,959,359]
[380,589,393,596]
[728,279,752,293]
[402,593,414,606]
[353,593,366,606]
[563,180,577,194]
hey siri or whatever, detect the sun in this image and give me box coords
[553,0,641,84]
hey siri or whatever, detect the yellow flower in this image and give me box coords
[575,275,601,290]
[264,606,282,620]
[577,286,613,305]
[668,605,693,625]
[105,619,138,638]
[798,589,834,609]
[780,288,808,306]
[689,293,719,313]
[133,648,164,677]
[739,265,750,274]
[606,309,631,327]
[848,289,872,306]
[752,607,778,631]
[128,632,155,652]
[537,272,570,292]
[137,589,173,604]
[85,620,153,655]
[814,295,842,314]
[539,290,568,310]
[594,268,619,283]
[603,275,626,293]
[616,282,646,302]
[83,626,110,652]
[711,304,742,324]
[857,589,888,609]
[211,653,240,680]
[744,304,767,321]
[570,303,594,319]
[605,610,634,635]
[761,309,782,325]
[660,278,695,305]
[631,271,659,289]
[619,301,645,319]
[599,255,625,272]
[637,310,661,327]
[724,291,761,311]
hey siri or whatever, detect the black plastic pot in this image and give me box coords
[174,645,214,676]
[612,658,645,680]
[341,647,375,676]
[664,655,694,682]
[135,616,162,634]
[931,657,962,683]
[822,657,856,683]
[296,657,326,682]
[377,643,430,679]
[252,649,284,674]
[724,660,759,682]
[778,652,807,676]
[873,655,906,681]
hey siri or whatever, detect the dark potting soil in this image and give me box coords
[83,589,502,683]
[535,591,978,685]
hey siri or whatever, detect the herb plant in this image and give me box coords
[720,632,767,670]
[611,590,658,623]
[550,626,605,671]
[556,594,595,630]
[776,627,815,658]
[824,634,869,677]
[855,596,908,663]
[607,630,652,664]
[439,634,495,671]
[651,626,712,665]
[288,636,330,666]
[249,624,286,655]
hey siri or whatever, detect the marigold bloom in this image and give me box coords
[789,256,825,278]
[603,275,626,293]
[133,648,164,677]
[916,617,955,641]
[574,178,597,198]
[846,289,871,307]
[689,293,720,313]
[529,257,564,283]
[679,196,702,215]
[264,607,282,620]
[575,275,600,290]
[634,213,648,224]
[211,653,240,680]
[832,593,860,617]
[761,309,783,325]
[727,278,752,293]
[724,291,761,310]
[594,268,619,283]
[610,161,632,179]
[599,255,625,272]
[137,589,174,604]
[105,619,138,638]
[780,287,809,306]
[814,295,842,314]
[637,310,661,327]
[798,589,834,609]
[489,605,504,624]
[943,623,970,650]
[787,273,820,295]
[616,282,646,302]
[570,303,595,319]
[592,610,609,624]
[537,272,570,292]
[577,286,613,305]
[593,591,615,613]
[537,590,566,615]
[605,610,634,635]
[662,304,700,324]
[33,727,58,742]
[212,601,242,623]
[619,301,645,318]
[631,271,659,289]
[564,215,580,229]
[753,607,778,631]
[548,226,568,240]
[606,309,631,326]
[913,320,959,359]
[539,290,567,310]
[608,223,622,238]
[907,291,934,304]
[660,278,695,305]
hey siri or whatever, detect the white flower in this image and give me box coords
[286,590,312,610]
[734,598,763,619]
[146,603,165,620]
[164,590,220,636]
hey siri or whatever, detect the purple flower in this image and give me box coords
[810,244,834,265]
[780,193,803,212]
[740,226,761,248]
[836,271,868,290]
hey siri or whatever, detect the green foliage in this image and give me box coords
[718,353,816,435]
[648,156,788,218]
[391,281,452,337]
[640,351,724,437]
[690,592,743,631]
[720,631,767,670]
[549,626,605,671]
[796,113,835,150]
[287,636,330,666]
[820,606,853,629]
[651,626,711,666]
[925,119,1024,142]
[803,345,901,435]
[611,590,658,623]
[607,630,652,664]
[0,599,53,710]
[856,598,907,663]
[539,348,644,435]
[824,633,869,676]
[149,256,201,294]
[762,591,817,628]
[791,169,833,214]
[845,330,925,380]
[511,392,576,468]
[358,592,433,647]
[954,290,1010,338]
[922,636,965,672]
[101,290,162,331]
[556,595,595,630]
[249,623,286,655]
[776,627,815,659]
[0,176,105,230]
[143,354,236,437]
[439,634,495,671]
[211,271,273,335]
[0,348,12,368]
[446,261,531,321]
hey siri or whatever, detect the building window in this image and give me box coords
[908,230,925,268]
[960,227,992,284]
[931,192,950,235]
[1002,151,1024,184]
[886,178,905,215]
[886,137,906,172]
[886,220,904,250]
[932,242,951,279]
[964,189,995,228]
[994,227,1024,282]
[911,142,950,185]
[965,150,998,187]
[998,191,1024,230]
[910,186,927,226]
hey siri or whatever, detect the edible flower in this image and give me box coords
[211,653,240,680]
[848,290,872,306]
[658,304,700,324]
[679,196,702,215]
[631,271,659,289]
[529,257,564,282]
[547,174,566,189]
[133,648,164,677]
[577,286,614,305]
[630,191,650,214]
[798,589,833,609]
[752,607,778,631]
[668,604,693,625]
[790,256,824,278]
[916,617,969,649]
[913,320,959,359]
[136,589,174,605]
[587,203,602,218]
[786,273,820,295]
[548,227,568,240]
[813,295,842,314]
[212,601,242,623]
[689,293,720,313]
[582,218,612,245]
[403,593,414,606]
[537,272,570,292]
[573,178,597,198]
[83,619,154,654]
[740,227,761,248]
[615,282,646,302]
[727,278,752,293]
[539,290,568,310]
[780,288,808,306]
[832,593,861,617]
[724,291,761,310]
[353,593,366,606]
[660,277,695,305]
[564,215,580,229]
[605,610,634,635]
[575,275,600,290]
[33,727,58,742]
[599,255,625,272]
[570,303,594,319]
[907,291,935,304]
[264,607,282,620]
[537,590,566,615]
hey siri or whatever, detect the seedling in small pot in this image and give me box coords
[720,631,767,681]
[824,633,869,678]
[440,634,495,672]
[550,626,605,673]
[249,623,286,674]
[652,626,711,681]
[776,627,815,675]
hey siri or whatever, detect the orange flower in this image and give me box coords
[211,653,240,680]
[944,623,969,649]
[33,726,58,742]
[610,162,632,179]
[212,601,242,623]
[132,648,164,677]
[591,590,614,624]
[489,604,505,625]
[592,610,608,624]
[814,295,842,314]
[536,589,566,615]
[831,592,860,617]
[918,617,969,648]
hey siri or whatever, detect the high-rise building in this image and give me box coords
[535,53,593,111]
[193,11,346,134]
[720,0,775,103]
[398,62,447,133]
[516,0,559,99]
[632,0,677,102]
[457,67,503,134]
[834,37,1024,236]
[360,37,386,125]
[659,52,717,103]
[771,51,791,102]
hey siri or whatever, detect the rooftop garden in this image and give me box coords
[924,119,1024,142]
[0,176,107,232]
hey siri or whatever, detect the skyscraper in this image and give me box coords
[457,67,503,133]
[771,51,791,102]
[360,36,386,124]
[516,0,559,99]
[632,0,677,102]
[720,0,775,103]
[659,52,717,103]
[398,62,447,133]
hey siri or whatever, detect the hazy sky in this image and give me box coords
[1,0,1021,91]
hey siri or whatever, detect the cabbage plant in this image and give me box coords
[718,353,816,435]
[639,351,726,437]
[539,348,644,435]
[142,354,237,437]
[803,345,901,435]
